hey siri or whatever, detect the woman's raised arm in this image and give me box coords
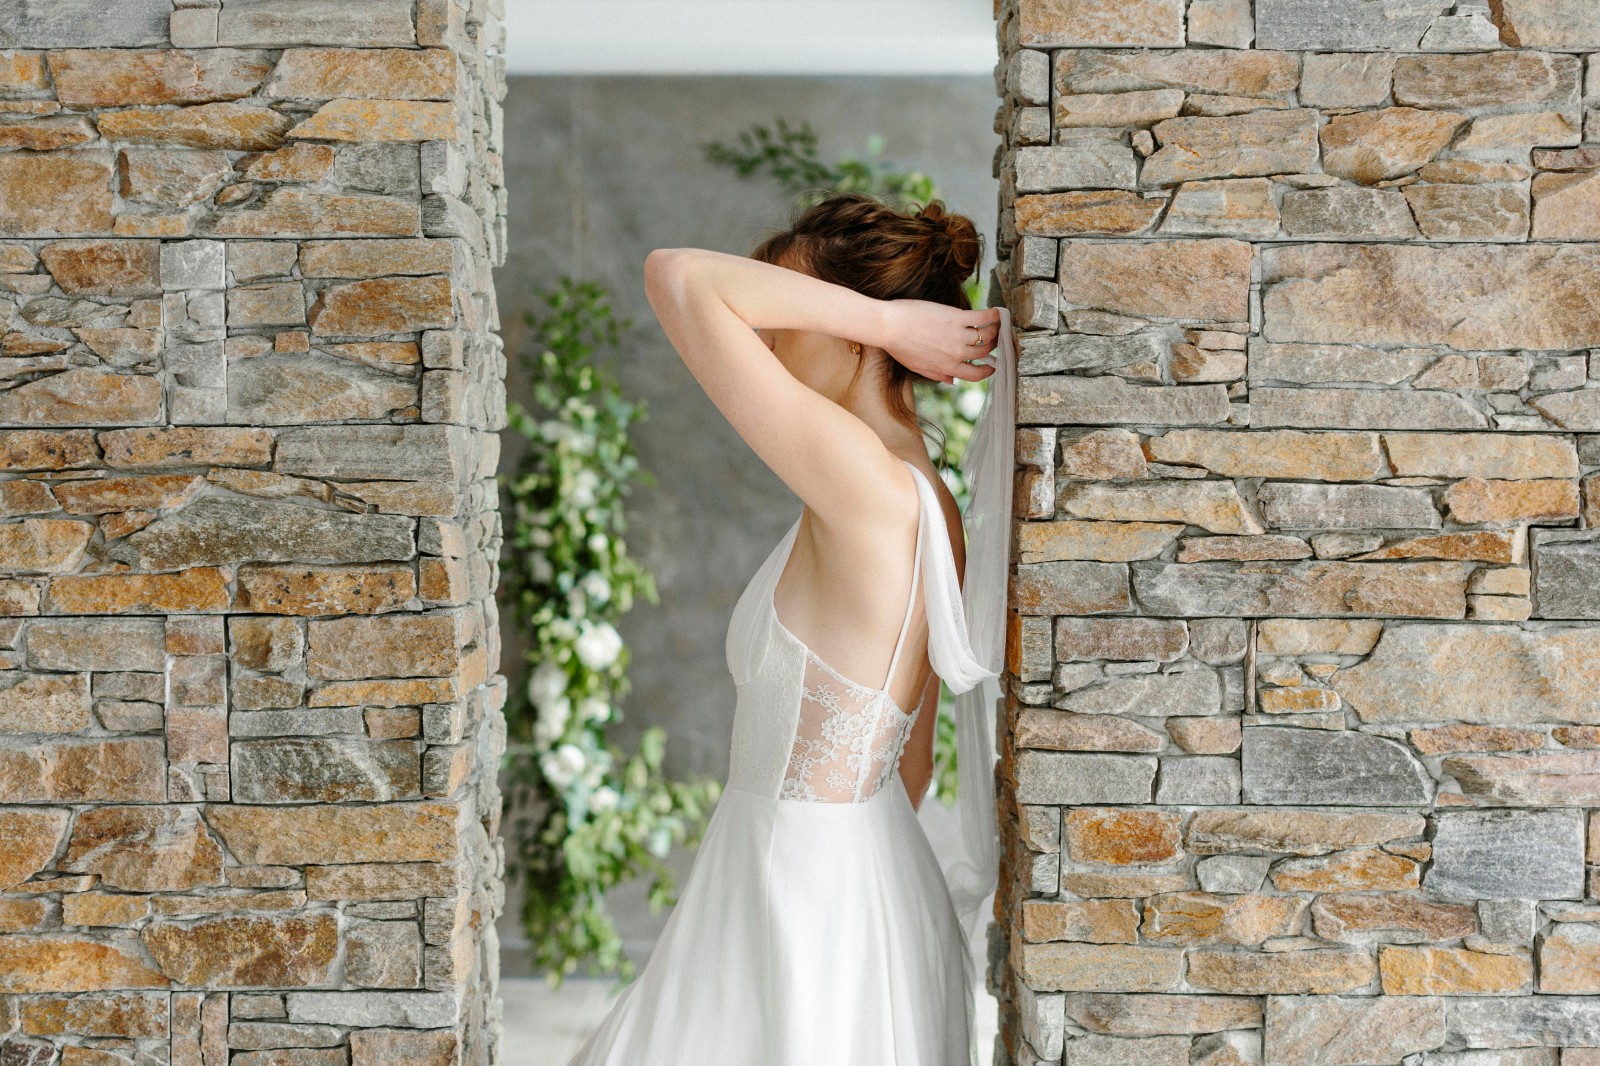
[642,246,997,525]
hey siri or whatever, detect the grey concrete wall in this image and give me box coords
[496,73,998,968]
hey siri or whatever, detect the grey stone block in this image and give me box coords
[284,991,457,1028]
[1242,727,1433,805]
[0,0,170,47]
[1015,145,1138,192]
[1018,332,1168,375]
[161,242,227,292]
[1015,751,1156,804]
[1426,809,1585,901]
[1255,0,1441,49]
[1155,756,1241,804]
[1533,530,1600,619]
[1447,996,1600,1048]
[1257,483,1442,531]
[1196,855,1272,893]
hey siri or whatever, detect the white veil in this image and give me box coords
[922,303,1015,1059]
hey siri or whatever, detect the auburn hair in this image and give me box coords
[749,191,983,454]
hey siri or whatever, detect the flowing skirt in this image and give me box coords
[567,772,973,1065]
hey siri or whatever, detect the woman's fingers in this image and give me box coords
[950,359,998,382]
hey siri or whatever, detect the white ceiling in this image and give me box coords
[503,0,1000,76]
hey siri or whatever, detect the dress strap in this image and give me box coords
[880,460,927,693]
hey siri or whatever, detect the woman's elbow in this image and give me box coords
[643,247,696,303]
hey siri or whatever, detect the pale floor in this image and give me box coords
[499,974,1000,1065]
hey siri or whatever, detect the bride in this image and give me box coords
[568,192,1016,1066]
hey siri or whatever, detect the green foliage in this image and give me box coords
[702,118,992,805]
[499,277,721,984]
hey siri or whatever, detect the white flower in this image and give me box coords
[526,661,567,710]
[570,469,600,508]
[566,587,588,618]
[577,697,612,724]
[528,526,554,549]
[574,621,623,670]
[646,826,672,858]
[579,571,612,605]
[534,696,571,745]
[529,552,554,584]
[587,531,609,554]
[541,742,586,790]
[548,617,578,642]
[956,385,985,421]
[590,785,620,813]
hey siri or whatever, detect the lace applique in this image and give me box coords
[778,652,918,804]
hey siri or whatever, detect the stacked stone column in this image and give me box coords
[0,2,509,1064]
[991,1,1600,1063]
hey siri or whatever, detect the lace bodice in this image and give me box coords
[723,459,942,805]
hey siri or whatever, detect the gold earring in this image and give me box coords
[850,341,862,356]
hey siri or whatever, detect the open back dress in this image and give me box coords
[567,458,981,1066]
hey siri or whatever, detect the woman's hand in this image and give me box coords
[872,300,1003,385]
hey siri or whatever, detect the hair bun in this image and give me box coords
[916,199,980,285]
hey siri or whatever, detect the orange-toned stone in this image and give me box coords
[1555,726,1600,749]
[0,739,166,803]
[288,99,456,142]
[267,48,458,100]
[299,238,453,278]
[1355,530,1520,563]
[0,51,50,95]
[0,897,50,933]
[1016,191,1164,236]
[17,991,171,1037]
[1311,893,1477,943]
[117,148,233,208]
[114,214,191,238]
[235,563,417,616]
[51,475,205,515]
[0,518,92,574]
[308,676,460,707]
[1167,717,1242,754]
[0,116,96,150]
[99,427,274,469]
[1258,687,1340,714]
[1141,892,1305,945]
[0,673,91,733]
[204,802,461,865]
[143,914,338,987]
[350,1029,459,1066]
[1379,945,1532,994]
[1017,942,1185,993]
[1410,723,1545,755]
[1060,871,1194,898]
[1271,847,1421,892]
[239,143,335,183]
[61,891,152,928]
[0,368,163,426]
[1187,947,1376,994]
[48,49,272,108]
[97,103,290,151]
[202,188,418,238]
[308,275,455,336]
[1021,898,1140,943]
[1443,478,1580,525]
[0,151,115,237]
[64,806,225,893]
[0,936,169,993]
[45,568,231,614]
[304,861,458,902]
[0,431,98,471]
[0,807,71,890]
[1066,808,1183,864]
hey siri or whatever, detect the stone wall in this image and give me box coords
[990,1,1600,1063]
[0,2,509,1064]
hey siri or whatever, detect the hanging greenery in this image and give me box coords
[499,277,722,984]
[701,118,991,803]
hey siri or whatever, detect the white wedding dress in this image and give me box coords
[568,459,985,1066]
